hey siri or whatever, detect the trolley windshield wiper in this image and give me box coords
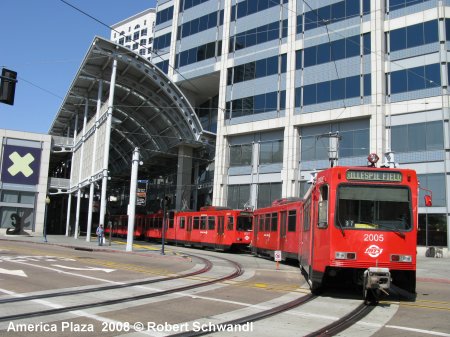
[375,222,406,239]
[336,220,345,237]
[357,220,405,239]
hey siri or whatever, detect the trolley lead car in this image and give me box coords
[299,154,420,300]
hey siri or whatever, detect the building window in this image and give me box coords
[227,184,251,209]
[257,183,282,208]
[303,34,366,68]
[230,0,284,22]
[139,49,146,56]
[156,6,174,25]
[301,75,363,106]
[125,35,132,42]
[301,120,369,161]
[227,54,286,85]
[179,11,219,39]
[226,90,285,119]
[132,43,139,50]
[118,38,124,45]
[418,174,446,207]
[155,60,169,74]
[302,0,366,32]
[140,39,147,46]
[418,214,447,247]
[389,20,438,52]
[388,0,432,12]
[176,40,222,67]
[141,28,148,36]
[230,20,287,52]
[259,140,283,164]
[133,31,140,40]
[229,144,252,166]
[391,121,443,153]
[390,63,441,95]
[0,207,34,229]
[153,33,172,51]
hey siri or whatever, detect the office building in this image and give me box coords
[149,0,449,248]
[111,8,156,61]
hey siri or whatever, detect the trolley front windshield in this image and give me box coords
[336,185,412,231]
[237,214,253,231]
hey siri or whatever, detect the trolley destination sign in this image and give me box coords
[346,170,402,182]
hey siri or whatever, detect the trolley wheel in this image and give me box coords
[310,280,322,295]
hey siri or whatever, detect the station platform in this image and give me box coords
[0,234,168,256]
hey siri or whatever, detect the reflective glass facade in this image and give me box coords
[151,0,450,247]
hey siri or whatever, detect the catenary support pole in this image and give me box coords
[126,147,140,252]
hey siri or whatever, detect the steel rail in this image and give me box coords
[0,256,243,322]
[0,253,212,304]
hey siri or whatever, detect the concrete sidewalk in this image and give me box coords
[0,233,167,255]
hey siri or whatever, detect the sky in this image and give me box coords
[1,0,156,134]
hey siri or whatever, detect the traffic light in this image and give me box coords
[0,68,18,105]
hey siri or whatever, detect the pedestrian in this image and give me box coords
[96,224,104,246]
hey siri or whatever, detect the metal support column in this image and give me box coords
[126,147,140,252]
[86,80,103,242]
[74,98,88,239]
[99,58,118,227]
[66,115,79,236]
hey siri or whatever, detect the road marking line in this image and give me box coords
[0,268,27,277]
[51,265,116,273]
[5,260,123,284]
[386,325,450,337]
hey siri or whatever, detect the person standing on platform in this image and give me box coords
[96,224,104,246]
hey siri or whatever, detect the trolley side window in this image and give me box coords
[200,216,207,230]
[264,214,271,232]
[280,211,287,237]
[259,215,265,231]
[227,216,234,230]
[179,216,185,229]
[193,216,200,230]
[288,210,297,232]
[303,199,311,231]
[208,216,215,230]
[318,185,329,228]
[271,212,278,232]
[168,211,175,228]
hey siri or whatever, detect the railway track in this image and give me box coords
[170,293,317,337]
[0,253,212,305]
[303,302,375,337]
[0,254,243,322]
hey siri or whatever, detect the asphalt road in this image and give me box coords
[0,237,449,337]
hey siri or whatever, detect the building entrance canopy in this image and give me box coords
[49,36,207,178]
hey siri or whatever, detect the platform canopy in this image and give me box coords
[49,36,210,178]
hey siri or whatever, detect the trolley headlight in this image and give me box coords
[335,252,356,260]
[390,254,412,263]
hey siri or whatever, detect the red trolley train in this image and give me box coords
[109,207,253,251]
[251,162,419,296]
[301,164,418,296]
[165,206,253,250]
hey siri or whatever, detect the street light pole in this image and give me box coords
[43,196,50,242]
[161,195,166,255]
